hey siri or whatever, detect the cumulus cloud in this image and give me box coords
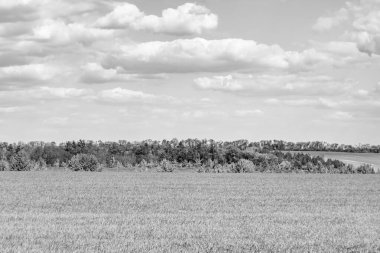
[313,8,348,32]
[0,64,56,87]
[194,73,353,96]
[235,109,264,117]
[99,88,155,102]
[79,63,167,84]
[80,63,122,84]
[313,0,380,55]
[96,3,218,35]
[94,87,180,106]
[39,86,87,98]
[102,38,332,74]
[32,19,113,45]
[0,3,38,23]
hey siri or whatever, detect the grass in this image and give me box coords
[0,172,379,252]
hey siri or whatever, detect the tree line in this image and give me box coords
[0,139,376,173]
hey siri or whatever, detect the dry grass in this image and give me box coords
[0,172,379,252]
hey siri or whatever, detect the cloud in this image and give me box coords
[96,3,218,35]
[182,110,227,119]
[102,38,331,74]
[79,63,167,84]
[94,87,180,107]
[0,106,21,113]
[235,109,264,117]
[0,87,88,107]
[80,63,123,84]
[0,64,56,87]
[312,8,348,32]
[43,116,69,126]
[32,19,113,45]
[194,73,353,96]
[329,111,354,120]
[0,3,38,23]
[313,0,380,55]
[39,87,87,98]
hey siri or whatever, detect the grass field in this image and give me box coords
[1,172,379,252]
[288,151,380,172]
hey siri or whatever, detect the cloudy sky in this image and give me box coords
[0,0,379,144]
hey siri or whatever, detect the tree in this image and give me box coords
[68,154,100,172]
[9,151,32,171]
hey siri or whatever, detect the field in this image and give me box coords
[288,151,380,172]
[1,172,379,252]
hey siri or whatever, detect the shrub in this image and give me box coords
[30,158,48,171]
[356,164,375,174]
[232,159,256,173]
[9,151,32,171]
[159,159,174,172]
[0,160,10,171]
[68,154,100,172]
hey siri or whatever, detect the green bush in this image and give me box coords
[31,158,48,171]
[356,164,375,174]
[159,159,174,172]
[232,159,256,173]
[68,154,100,172]
[0,160,10,171]
[9,151,32,171]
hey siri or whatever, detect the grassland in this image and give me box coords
[0,172,379,252]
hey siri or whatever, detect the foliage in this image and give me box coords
[9,151,32,171]
[0,139,378,173]
[356,164,375,174]
[0,160,10,171]
[159,159,175,172]
[231,159,256,173]
[68,154,100,172]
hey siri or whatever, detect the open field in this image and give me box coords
[288,151,380,172]
[0,172,379,252]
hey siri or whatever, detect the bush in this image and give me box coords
[159,159,174,172]
[9,151,32,171]
[0,160,10,171]
[30,158,48,171]
[356,164,375,174]
[68,154,100,172]
[232,159,256,173]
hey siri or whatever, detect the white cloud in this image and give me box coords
[329,111,354,120]
[0,106,21,113]
[195,75,244,91]
[43,116,69,126]
[97,88,156,103]
[194,73,353,96]
[39,87,87,98]
[0,64,56,84]
[182,110,227,119]
[235,109,264,117]
[313,8,348,31]
[313,0,380,55]
[32,19,113,45]
[102,38,330,74]
[80,63,122,84]
[96,3,218,36]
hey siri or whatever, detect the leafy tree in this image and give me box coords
[9,151,32,171]
[68,154,100,172]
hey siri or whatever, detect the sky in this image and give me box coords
[0,0,379,144]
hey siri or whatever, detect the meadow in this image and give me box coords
[0,172,379,252]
